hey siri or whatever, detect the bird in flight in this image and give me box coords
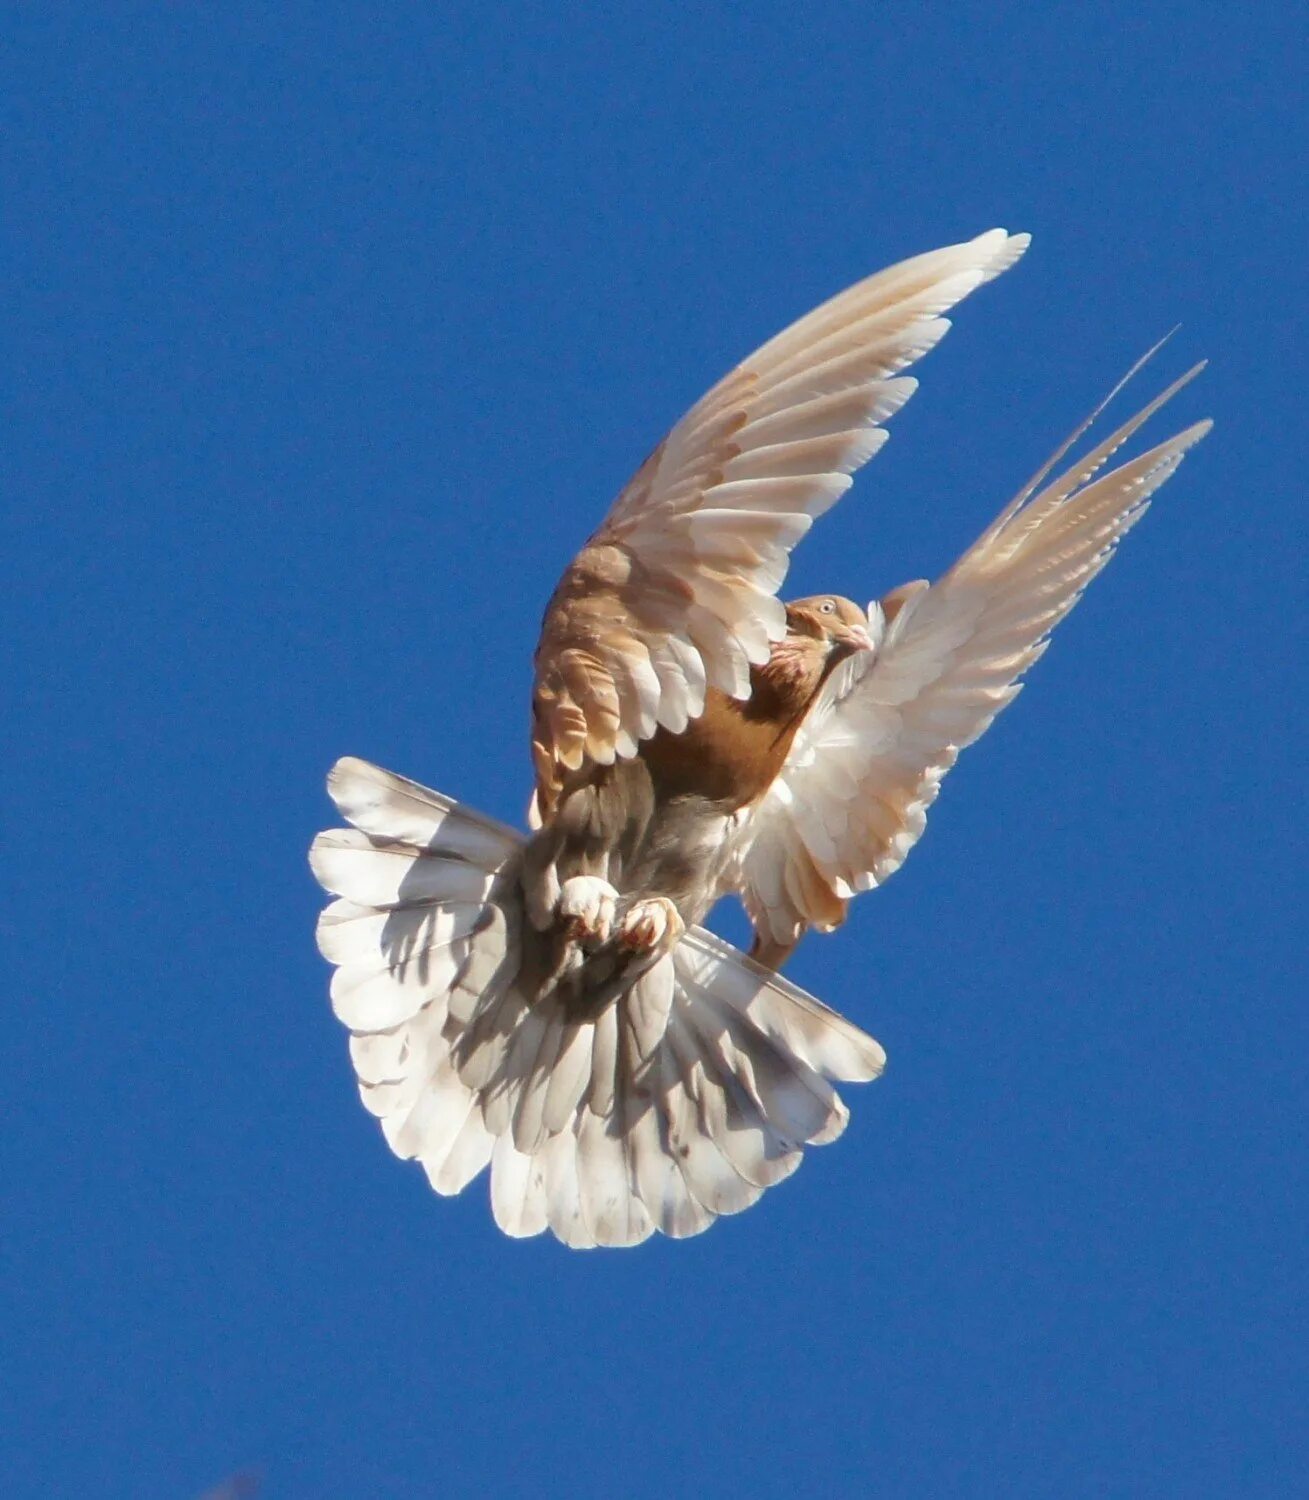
[311,229,1209,1248]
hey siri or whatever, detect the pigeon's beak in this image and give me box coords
[829,623,874,662]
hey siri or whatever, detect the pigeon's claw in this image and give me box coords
[616,896,684,958]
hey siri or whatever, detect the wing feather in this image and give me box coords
[739,368,1211,947]
[532,230,1030,818]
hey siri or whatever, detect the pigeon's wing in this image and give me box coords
[530,229,1030,821]
[737,366,1212,950]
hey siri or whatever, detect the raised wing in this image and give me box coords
[739,365,1212,951]
[530,229,1030,821]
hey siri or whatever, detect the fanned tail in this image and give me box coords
[310,756,885,1247]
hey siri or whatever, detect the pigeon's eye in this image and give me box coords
[819,599,835,614]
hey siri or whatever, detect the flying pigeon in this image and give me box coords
[310,229,1209,1247]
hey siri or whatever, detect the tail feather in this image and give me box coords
[482,997,551,1140]
[625,1051,711,1239]
[576,1086,657,1248]
[317,904,480,988]
[490,1132,551,1239]
[311,829,495,909]
[641,1038,719,1236]
[446,908,516,1029]
[422,1094,496,1196]
[540,1017,593,1138]
[677,926,888,1082]
[506,1000,570,1154]
[330,945,462,1034]
[700,987,845,1147]
[454,977,528,1094]
[585,1000,620,1121]
[382,1053,473,1165]
[310,756,886,1248]
[662,1008,785,1201]
[540,1127,594,1247]
[325,755,519,863]
[673,1004,805,1191]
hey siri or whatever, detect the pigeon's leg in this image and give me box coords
[536,873,618,988]
[557,896,685,1018]
[518,757,671,1006]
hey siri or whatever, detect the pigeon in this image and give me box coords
[310,229,1209,1246]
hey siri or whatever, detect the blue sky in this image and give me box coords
[5,4,1304,1497]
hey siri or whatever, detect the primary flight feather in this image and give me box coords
[310,229,1209,1246]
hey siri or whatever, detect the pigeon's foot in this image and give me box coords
[554,895,685,1019]
[616,896,684,959]
[539,875,620,996]
[556,875,618,948]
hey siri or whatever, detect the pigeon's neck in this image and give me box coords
[747,635,831,728]
[641,636,829,811]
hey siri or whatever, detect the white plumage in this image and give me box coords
[312,757,885,1247]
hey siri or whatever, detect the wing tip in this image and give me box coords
[972,227,1031,280]
[851,1034,889,1081]
[306,829,338,891]
[327,754,382,799]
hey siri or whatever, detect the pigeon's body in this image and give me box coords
[519,593,873,1013]
[311,230,1210,1246]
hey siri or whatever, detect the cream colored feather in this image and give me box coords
[739,367,1212,948]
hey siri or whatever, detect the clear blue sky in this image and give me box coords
[5,5,1304,1497]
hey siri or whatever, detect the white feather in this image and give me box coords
[310,762,886,1246]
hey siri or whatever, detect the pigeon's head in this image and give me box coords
[783,595,874,664]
